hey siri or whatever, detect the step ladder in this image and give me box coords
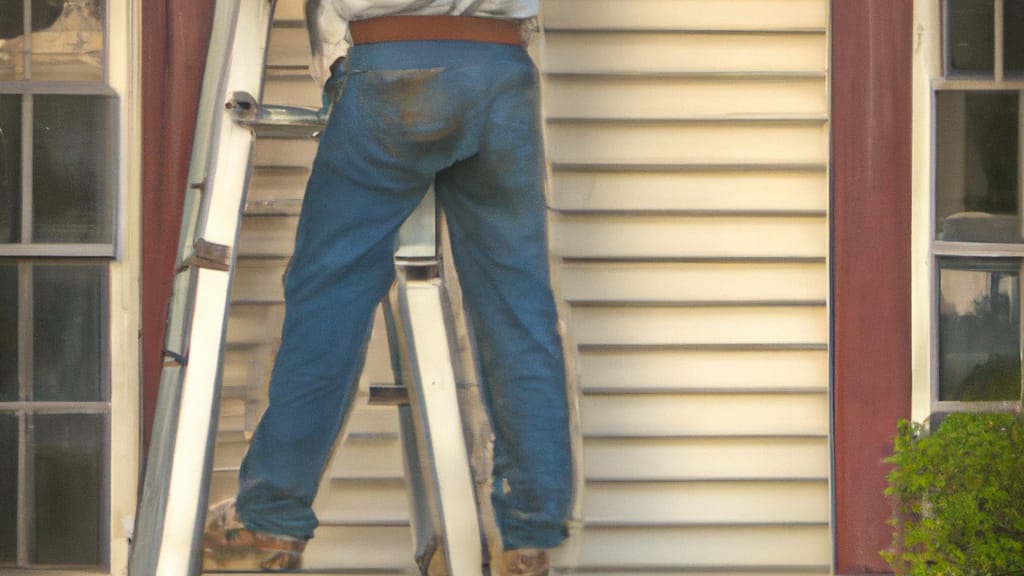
[128,1,580,575]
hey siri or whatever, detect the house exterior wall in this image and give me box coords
[136,0,925,574]
[190,0,835,573]
[538,1,832,572]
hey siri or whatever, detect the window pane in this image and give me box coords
[32,95,115,244]
[1006,0,1024,76]
[32,264,106,401]
[0,413,16,564]
[30,0,104,82]
[0,264,16,402]
[947,0,995,75]
[0,0,26,80]
[935,91,1019,242]
[0,95,21,244]
[938,258,1022,402]
[32,413,104,566]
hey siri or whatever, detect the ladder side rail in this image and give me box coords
[129,1,277,574]
[128,0,242,570]
[382,285,442,574]
[437,217,505,567]
[386,271,485,576]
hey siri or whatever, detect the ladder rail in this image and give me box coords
[129,1,277,574]
[384,269,485,576]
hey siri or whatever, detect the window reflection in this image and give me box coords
[948,0,995,75]
[32,264,106,401]
[1006,0,1024,76]
[0,413,15,564]
[0,0,26,80]
[939,258,1022,401]
[0,95,21,244]
[32,95,115,244]
[0,0,104,82]
[0,264,16,402]
[935,91,1019,242]
[31,413,104,566]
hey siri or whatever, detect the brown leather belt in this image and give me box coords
[349,15,524,46]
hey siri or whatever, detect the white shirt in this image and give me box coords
[306,0,538,86]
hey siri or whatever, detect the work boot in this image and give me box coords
[502,548,549,576]
[201,498,306,571]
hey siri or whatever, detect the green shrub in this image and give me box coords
[882,412,1024,575]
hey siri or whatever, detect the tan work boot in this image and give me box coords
[201,498,306,571]
[502,548,550,576]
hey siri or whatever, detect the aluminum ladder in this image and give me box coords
[128,0,496,573]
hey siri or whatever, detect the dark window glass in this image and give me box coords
[32,264,106,401]
[0,264,15,401]
[0,95,20,244]
[32,95,115,244]
[31,413,104,566]
[0,0,25,80]
[948,0,995,75]
[1006,0,1024,75]
[0,412,16,564]
[935,91,1019,242]
[939,258,1022,401]
[0,0,26,39]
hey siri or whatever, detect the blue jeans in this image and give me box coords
[235,40,572,551]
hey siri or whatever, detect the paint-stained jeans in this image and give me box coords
[235,40,572,551]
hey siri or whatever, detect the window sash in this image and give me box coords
[0,409,110,568]
[0,1,116,257]
[929,0,1024,412]
[943,0,1019,80]
[0,0,109,85]
[929,254,1024,412]
[0,93,119,254]
[0,1,118,570]
[0,260,111,570]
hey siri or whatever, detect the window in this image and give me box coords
[0,0,115,256]
[931,0,1024,412]
[0,0,113,570]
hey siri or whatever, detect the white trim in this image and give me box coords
[911,0,942,422]
[106,0,141,573]
[0,245,116,257]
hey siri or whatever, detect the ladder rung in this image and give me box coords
[228,91,327,139]
[368,385,410,406]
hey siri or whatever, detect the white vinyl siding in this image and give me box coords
[539,0,831,574]
[206,0,832,573]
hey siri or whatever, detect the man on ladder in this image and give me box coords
[201,2,572,575]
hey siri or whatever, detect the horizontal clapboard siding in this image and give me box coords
[206,0,831,574]
[542,0,827,31]
[551,170,827,212]
[539,0,831,574]
[540,33,825,75]
[545,76,827,120]
[546,120,828,165]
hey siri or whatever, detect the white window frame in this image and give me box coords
[912,0,1024,421]
[0,1,140,574]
